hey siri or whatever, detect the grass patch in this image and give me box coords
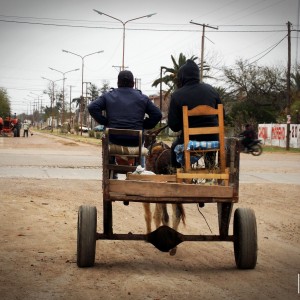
[263,145,300,153]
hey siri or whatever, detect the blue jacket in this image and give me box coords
[88,87,162,146]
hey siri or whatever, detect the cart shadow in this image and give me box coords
[92,259,238,274]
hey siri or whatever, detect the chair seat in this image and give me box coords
[174,140,220,166]
[109,144,148,156]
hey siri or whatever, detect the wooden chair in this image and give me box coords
[102,128,148,176]
[176,104,229,184]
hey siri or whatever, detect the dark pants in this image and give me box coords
[23,130,28,137]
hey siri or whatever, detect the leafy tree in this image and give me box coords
[223,60,286,131]
[291,67,300,122]
[88,83,100,100]
[99,80,110,95]
[0,88,11,117]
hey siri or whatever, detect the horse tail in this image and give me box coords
[178,204,186,226]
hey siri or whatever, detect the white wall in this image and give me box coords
[258,124,300,148]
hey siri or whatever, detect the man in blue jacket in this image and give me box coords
[88,70,162,147]
[168,59,222,169]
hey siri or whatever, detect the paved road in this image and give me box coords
[1,132,299,184]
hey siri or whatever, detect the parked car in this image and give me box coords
[93,125,104,132]
[79,125,91,132]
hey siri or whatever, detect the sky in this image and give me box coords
[0,0,299,115]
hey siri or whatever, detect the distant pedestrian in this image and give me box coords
[23,121,29,137]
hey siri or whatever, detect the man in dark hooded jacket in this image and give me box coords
[88,70,162,146]
[168,59,222,168]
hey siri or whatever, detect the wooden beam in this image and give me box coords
[108,180,233,198]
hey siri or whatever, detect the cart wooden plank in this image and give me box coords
[108,179,234,198]
[108,193,237,203]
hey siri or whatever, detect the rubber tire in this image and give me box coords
[233,207,257,269]
[77,205,97,267]
[251,144,262,156]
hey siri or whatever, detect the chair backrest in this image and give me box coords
[182,104,225,173]
[103,128,144,174]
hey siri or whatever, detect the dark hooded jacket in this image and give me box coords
[168,59,222,142]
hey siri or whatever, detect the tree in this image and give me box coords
[0,88,11,117]
[223,60,286,131]
[290,66,300,122]
[152,53,201,98]
[99,80,110,95]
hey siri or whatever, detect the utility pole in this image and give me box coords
[286,21,292,150]
[112,65,128,72]
[83,82,91,127]
[190,21,218,82]
[68,85,75,128]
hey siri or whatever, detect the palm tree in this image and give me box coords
[152,53,212,99]
[152,53,198,99]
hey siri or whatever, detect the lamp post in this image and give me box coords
[41,77,63,132]
[93,9,156,70]
[49,67,79,124]
[62,49,104,135]
[67,85,75,128]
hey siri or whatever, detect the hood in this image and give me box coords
[177,59,200,87]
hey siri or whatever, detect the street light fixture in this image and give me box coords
[49,67,79,124]
[62,49,104,135]
[41,77,63,132]
[93,9,156,71]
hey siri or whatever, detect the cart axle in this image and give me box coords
[96,225,234,252]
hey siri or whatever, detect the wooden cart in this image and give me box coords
[77,105,257,269]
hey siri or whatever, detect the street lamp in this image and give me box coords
[49,67,79,124]
[62,49,104,135]
[93,9,156,70]
[41,77,63,132]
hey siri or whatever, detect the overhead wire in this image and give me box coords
[0,18,288,33]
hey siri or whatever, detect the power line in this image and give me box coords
[0,14,293,27]
[246,34,288,61]
[246,34,287,65]
[0,18,288,33]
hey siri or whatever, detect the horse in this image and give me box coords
[143,127,186,255]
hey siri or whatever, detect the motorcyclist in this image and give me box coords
[240,124,256,152]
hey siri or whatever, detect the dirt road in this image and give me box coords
[0,133,299,300]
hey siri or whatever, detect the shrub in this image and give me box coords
[89,130,95,138]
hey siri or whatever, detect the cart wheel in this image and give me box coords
[233,207,257,269]
[77,205,97,268]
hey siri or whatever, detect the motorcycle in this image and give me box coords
[238,137,263,156]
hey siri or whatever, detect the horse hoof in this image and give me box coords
[169,247,177,256]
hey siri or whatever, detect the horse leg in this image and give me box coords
[153,204,169,228]
[169,204,186,256]
[143,203,152,234]
[153,204,162,228]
